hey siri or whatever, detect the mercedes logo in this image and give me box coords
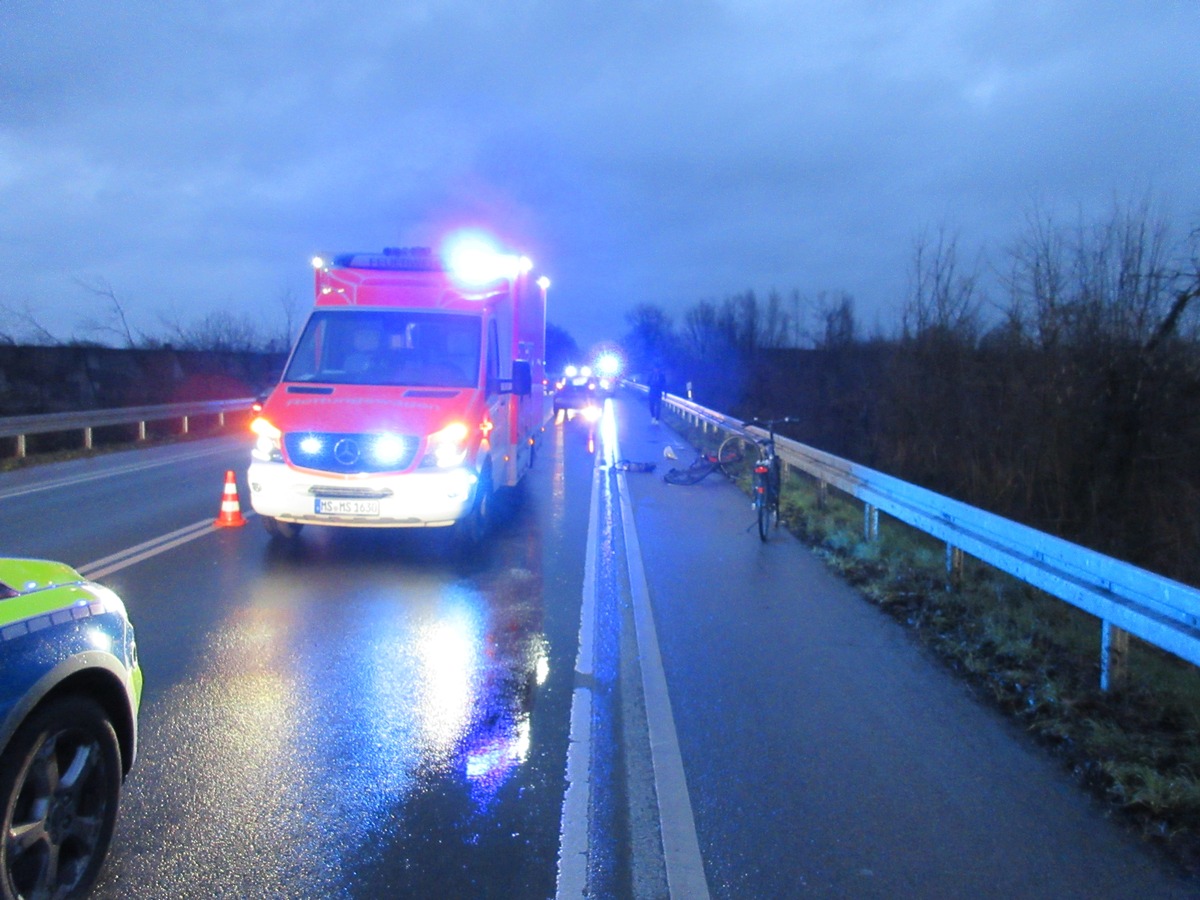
[333,438,360,466]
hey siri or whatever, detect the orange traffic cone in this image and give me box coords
[214,470,246,527]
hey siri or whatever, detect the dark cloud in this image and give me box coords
[1,1,1197,347]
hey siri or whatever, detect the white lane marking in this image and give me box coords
[0,442,241,501]
[77,512,254,579]
[556,460,603,898]
[615,464,711,897]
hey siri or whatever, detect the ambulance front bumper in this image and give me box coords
[247,460,477,527]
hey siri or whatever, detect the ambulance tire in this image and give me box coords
[456,469,493,548]
[0,696,122,900]
[262,517,303,540]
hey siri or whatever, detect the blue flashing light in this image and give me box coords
[594,351,622,378]
[299,435,324,456]
[371,434,408,466]
[443,233,525,288]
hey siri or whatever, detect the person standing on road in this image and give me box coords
[648,365,665,423]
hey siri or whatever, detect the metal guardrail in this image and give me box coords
[662,390,1200,691]
[0,398,256,458]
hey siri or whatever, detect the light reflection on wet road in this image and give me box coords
[80,419,599,898]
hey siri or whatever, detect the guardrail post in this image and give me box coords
[138,421,146,441]
[1100,621,1129,692]
[181,415,190,435]
[946,544,964,591]
[16,434,26,459]
[864,504,879,541]
[817,480,828,510]
[83,427,93,450]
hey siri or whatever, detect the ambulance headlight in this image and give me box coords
[421,422,470,468]
[250,417,283,462]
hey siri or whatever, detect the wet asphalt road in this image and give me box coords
[3,395,1199,898]
[0,421,596,898]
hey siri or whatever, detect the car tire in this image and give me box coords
[262,517,303,540]
[0,696,123,900]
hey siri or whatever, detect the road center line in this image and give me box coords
[77,514,248,579]
[555,459,603,898]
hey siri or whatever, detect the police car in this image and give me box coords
[0,558,142,899]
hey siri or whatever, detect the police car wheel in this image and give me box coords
[263,517,303,540]
[0,696,122,900]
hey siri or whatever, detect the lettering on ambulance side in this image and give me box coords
[283,397,440,411]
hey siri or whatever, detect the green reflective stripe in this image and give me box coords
[0,558,83,595]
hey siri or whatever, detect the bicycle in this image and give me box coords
[740,417,795,541]
[662,439,744,485]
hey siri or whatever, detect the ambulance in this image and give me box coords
[247,234,548,542]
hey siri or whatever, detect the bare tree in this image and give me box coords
[681,299,722,360]
[74,277,144,347]
[1003,197,1180,350]
[159,310,266,352]
[622,303,676,373]
[1002,202,1069,347]
[0,301,60,345]
[811,291,857,349]
[904,226,981,342]
[272,286,304,353]
[760,289,794,349]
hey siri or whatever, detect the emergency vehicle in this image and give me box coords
[247,235,548,541]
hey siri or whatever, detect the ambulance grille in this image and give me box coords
[283,432,419,474]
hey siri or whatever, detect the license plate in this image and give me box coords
[315,498,380,516]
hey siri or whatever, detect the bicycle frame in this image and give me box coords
[745,418,793,542]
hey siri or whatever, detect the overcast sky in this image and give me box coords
[1,1,1197,352]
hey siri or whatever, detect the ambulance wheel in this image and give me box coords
[263,517,303,540]
[457,470,492,547]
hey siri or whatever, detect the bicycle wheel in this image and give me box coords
[663,460,717,485]
[755,473,770,541]
[716,435,745,479]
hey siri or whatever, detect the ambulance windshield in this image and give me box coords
[284,310,481,388]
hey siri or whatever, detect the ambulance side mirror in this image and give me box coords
[507,361,533,396]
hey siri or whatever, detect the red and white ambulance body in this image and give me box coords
[247,240,547,540]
